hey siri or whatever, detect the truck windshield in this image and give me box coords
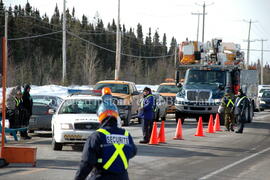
[185,70,225,85]
[157,85,180,93]
[94,83,129,94]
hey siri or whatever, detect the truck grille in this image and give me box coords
[187,90,211,101]
[74,122,99,130]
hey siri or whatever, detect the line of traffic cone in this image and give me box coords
[207,114,215,133]
[173,119,184,140]
[194,116,205,137]
[214,113,222,131]
[149,121,159,145]
[158,121,166,143]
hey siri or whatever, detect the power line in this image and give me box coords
[67,30,175,59]
[8,31,62,41]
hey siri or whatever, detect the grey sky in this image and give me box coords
[5,0,270,65]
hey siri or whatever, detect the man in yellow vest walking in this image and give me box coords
[75,87,137,180]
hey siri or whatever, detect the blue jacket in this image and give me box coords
[139,94,154,120]
[75,121,137,180]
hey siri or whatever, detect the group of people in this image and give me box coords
[6,84,33,139]
[220,88,249,133]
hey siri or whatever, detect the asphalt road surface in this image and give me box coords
[0,111,270,180]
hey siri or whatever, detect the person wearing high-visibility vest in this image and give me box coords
[138,87,154,144]
[75,87,137,180]
[221,89,235,131]
[234,89,249,134]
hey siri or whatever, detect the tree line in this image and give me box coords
[0,1,177,86]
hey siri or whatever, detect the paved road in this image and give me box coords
[0,111,269,180]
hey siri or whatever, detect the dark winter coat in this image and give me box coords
[22,87,33,116]
[234,94,249,123]
[75,120,137,180]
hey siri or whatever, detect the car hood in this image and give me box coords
[159,93,176,97]
[53,114,99,124]
[112,93,131,99]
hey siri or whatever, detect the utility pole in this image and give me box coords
[196,2,213,43]
[243,19,257,69]
[255,39,268,84]
[115,0,121,80]
[191,12,204,42]
[62,0,66,84]
[174,44,178,68]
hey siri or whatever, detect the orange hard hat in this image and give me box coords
[102,87,112,96]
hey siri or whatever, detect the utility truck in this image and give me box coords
[175,38,258,124]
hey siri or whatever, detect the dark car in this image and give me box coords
[259,90,270,111]
[29,95,63,133]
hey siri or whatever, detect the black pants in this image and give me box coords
[142,118,153,142]
[236,115,245,133]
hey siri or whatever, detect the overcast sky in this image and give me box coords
[5,0,270,65]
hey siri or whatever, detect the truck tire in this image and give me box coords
[175,112,185,124]
[123,109,131,126]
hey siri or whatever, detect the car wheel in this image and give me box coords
[52,131,62,151]
[123,109,131,126]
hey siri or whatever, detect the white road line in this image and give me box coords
[199,146,270,180]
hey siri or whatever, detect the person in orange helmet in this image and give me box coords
[75,87,137,180]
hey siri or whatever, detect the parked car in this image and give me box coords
[94,80,141,126]
[28,95,63,133]
[51,94,101,151]
[153,93,168,121]
[259,90,270,111]
[138,93,167,123]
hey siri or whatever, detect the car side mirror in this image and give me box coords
[132,91,140,96]
[48,109,55,114]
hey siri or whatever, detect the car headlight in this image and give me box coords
[60,123,73,130]
[260,100,266,104]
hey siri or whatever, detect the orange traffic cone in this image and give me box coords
[194,116,205,136]
[149,122,159,145]
[207,114,215,133]
[214,113,222,131]
[173,119,184,140]
[158,121,166,143]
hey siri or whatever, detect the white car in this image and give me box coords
[51,94,101,151]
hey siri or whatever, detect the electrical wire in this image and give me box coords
[67,31,175,59]
[8,31,62,41]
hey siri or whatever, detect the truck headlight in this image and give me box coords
[176,97,185,104]
[260,100,266,104]
[60,123,73,130]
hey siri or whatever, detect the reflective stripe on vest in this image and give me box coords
[14,97,21,107]
[97,128,129,170]
[226,99,234,108]
[236,96,247,107]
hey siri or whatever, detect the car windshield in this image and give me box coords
[262,91,270,98]
[58,99,101,114]
[185,70,226,85]
[259,89,270,93]
[94,83,129,94]
[32,95,63,107]
[157,85,180,93]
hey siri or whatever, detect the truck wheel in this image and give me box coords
[155,110,160,122]
[123,110,131,126]
[175,112,184,124]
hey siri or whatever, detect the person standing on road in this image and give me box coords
[75,87,137,180]
[21,84,33,139]
[234,89,249,134]
[139,87,154,144]
[221,89,235,131]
